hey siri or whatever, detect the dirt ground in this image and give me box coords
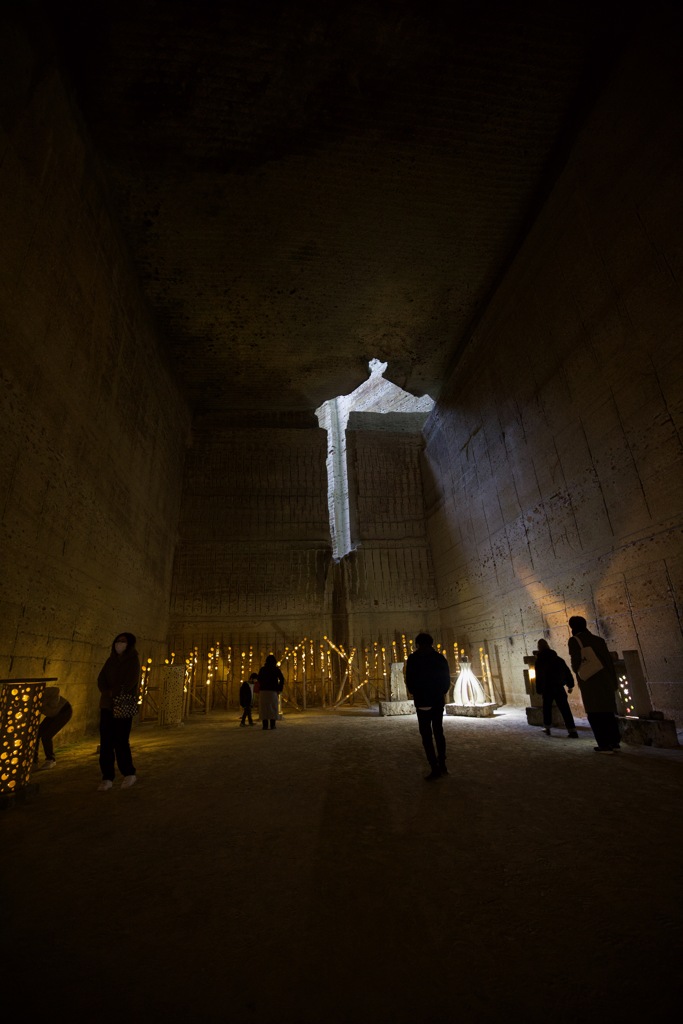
[2,705,682,1024]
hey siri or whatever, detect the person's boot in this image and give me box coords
[262,720,268,730]
[437,758,448,776]
[425,762,442,781]
[270,719,276,729]
[567,729,578,738]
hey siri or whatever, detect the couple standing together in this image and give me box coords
[536,616,621,752]
[239,654,285,729]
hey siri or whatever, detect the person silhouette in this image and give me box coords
[405,633,451,780]
[567,616,620,753]
[534,639,578,739]
[96,632,141,789]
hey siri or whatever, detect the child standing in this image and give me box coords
[239,673,257,726]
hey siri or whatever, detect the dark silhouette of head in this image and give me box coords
[568,616,587,634]
[536,638,549,651]
[414,632,433,648]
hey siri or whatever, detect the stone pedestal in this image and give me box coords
[159,666,186,726]
[446,702,497,718]
[378,700,414,716]
[618,715,680,749]
[388,662,408,702]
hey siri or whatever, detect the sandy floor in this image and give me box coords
[2,706,682,1024]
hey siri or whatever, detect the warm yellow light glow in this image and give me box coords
[0,681,46,795]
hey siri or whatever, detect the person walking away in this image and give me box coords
[405,633,451,780]
[239,674,257,726]
[96,632,141,789]
[34,686,73,769]
[257,655,285,729]
[534,639,578,738]
[567,616,621,754]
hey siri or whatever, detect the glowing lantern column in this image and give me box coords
[0,678,54,800]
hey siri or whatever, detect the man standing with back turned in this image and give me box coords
[405,633,451,780]
[568,615,621,754]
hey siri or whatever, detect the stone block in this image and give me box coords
[378,700,415,716]
[446,702,497,718]
[618,716,680,749]
[388,662,408,702]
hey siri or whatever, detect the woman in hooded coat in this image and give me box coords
[96,631,141,790]
[257,654,285,730]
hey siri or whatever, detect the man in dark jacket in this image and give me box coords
[405,633,451,780]
[534,639,578,739]
[568,616,621,754]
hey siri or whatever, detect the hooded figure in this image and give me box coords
[96,632,141,790]
[534,638,578,739]
[97,632,140,711]
[257,654,285,730]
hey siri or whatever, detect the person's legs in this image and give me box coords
[99,710,116,780]
[112,716,136,777]
[270,719,276,729]
[416,709,438,770]
[39,701,73,760]
[542,691,554,732]
[587,712,614,750]
[37,718,54,760]
[608,713,622,749]
[554,688,576,733]
[431,706,447,772]
[246,706,253,725]
[240,707,247,725]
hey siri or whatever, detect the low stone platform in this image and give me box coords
[618,716,680,749]
[446,702,497,718]
[526,706,680,748]
[378,700,415,716]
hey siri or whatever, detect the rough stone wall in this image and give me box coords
[169,412,439,702]
[423,32,683,718]
[0,27,190,735]
[345,420,439,660]
[169,417,333,673]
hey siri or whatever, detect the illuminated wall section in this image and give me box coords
[0,24,190,736]
[423,37,683,717]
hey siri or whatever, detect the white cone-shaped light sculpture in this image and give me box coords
[453,657,488,707]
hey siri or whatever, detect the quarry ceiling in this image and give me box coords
[45,0,628,415]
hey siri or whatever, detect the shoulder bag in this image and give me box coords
[574,636,603,682]
[112,692,139,718]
